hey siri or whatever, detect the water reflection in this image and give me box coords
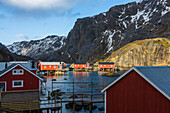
[44,71,118,113]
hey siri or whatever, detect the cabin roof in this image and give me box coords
[0,63,43,81]
[40,62,63,65]
[0,62,37,71]
[101,66,170,100]
[99,62,114,65]
[74,63,87,64]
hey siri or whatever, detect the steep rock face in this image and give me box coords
[7,35,66,60]
[0,43,31,62]
[55,0,170,63]
[103,38,170,67]
[0,43,13,61]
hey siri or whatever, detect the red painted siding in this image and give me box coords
[74,64,87,68]
[31,70,37,74]
[40,65,59,71]
[0,66,39,92]
[106,70,170,113]
[99,64,114,69]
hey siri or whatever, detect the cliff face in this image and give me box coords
[55,0,170,63]
[103,38,170,67]
[0,43,32,62]
[7,35,66,61]
[0,43,13,62]
[6,0,170,62]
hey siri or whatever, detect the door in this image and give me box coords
[0,82,6,91]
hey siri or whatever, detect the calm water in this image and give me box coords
[42,71,118,113]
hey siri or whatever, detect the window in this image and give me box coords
[12,69,24,75]
[12,80,23,87]
[44,66,46,68]
[54,66,56,68]
[49,65,51,68]
[83,65,84,67]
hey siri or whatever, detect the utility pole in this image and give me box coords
[90,75,93,113]
[73,78,75,113]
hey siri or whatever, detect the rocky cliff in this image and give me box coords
[0,43,31,62]
[102,38,170,67]
[54,0,170,63]
[7,35,66,60]
[7,0,170,62]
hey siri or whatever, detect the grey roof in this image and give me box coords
[99,62,114,64]
[0,63,43,80]
[102,66,170,100]
[134,66,170,97]
[0,62,37,71]
[0,64,17,75]
[40,62,63,65]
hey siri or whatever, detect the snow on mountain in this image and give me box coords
[57,0,170,63]
[7,35,67,60]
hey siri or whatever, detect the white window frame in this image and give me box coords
[12,80,23,88]
[12,69,24,75]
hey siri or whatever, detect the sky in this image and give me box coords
[0,0,137,45]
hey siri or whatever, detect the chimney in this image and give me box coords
[5,63,8,69]
[31,61,35,68]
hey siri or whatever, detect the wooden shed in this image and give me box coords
[37,61,65,71]
[102,66,170,113]
[0,63,43,111]
[74,62,89,69]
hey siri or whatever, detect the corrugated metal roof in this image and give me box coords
[99,62,114,64]
[0,62,37,71]
[40,62,62,65]
[0,64,16,75]
[101,66,170,100]
[134,66,170,97]
[0,63,43,80]
[74,62,87,64]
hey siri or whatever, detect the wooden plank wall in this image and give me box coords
[1,90,40,111]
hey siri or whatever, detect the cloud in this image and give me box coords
[1,0,81,11]
[16,34,29,40]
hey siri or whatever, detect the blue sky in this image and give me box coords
[0,0,136,45]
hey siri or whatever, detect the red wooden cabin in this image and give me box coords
[102,66,170,113]
[0,63,42,92]
[74,63,89,69]
[98,62,114,69]
[37,61,65,71]
[0,63,43,111]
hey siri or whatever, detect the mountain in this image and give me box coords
[0,43,31,62]
[53,0,170,63]
[99,38,170,67]
[7,35,67,61]
[7,0,170,62]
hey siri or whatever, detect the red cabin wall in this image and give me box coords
[99,64,114,69]
[31,70,37,74]
[74,64,87,68]
[0,66,40,92]
[106,70,170,113]
[40,65,58,71]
